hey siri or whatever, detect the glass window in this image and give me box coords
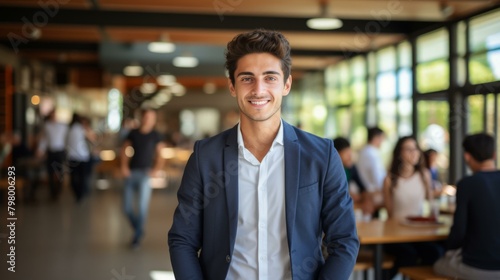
[351,56,366,78]
[377,100,398,167]
[377,46,397,72]
[469,8,500,53]
[334,107,352,137]
[351,106,366,151]
[486,94,496,134]
[417,100,449,183]
[416,60,449,93]
[467,95,484,133]
[351,80,367,105]
[469,50,500,84]
[398,98,413,136]
[417,28,449,63]
[398,68,412,98]
[398,41,412,68]
[376,72,397,99]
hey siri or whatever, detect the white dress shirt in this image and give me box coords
[39,121,69,152]
[66,123,90,162]
[226,121,291,280]
[356,144,386,192]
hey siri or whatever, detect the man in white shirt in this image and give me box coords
[169,29,359,280]
[37,109,68,201]
[356,127,386,216]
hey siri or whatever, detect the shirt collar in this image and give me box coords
[237,119,284,152]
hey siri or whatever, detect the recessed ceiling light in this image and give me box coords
[307,2,343,30]
[148,42,175,53]
[123,65,143,76]
[306,17,343,30]
[157,74,176,86]
[173,56,199,68]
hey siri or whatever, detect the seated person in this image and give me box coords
[333,137,366,203]
[434,133,500,279]
[424,148,443,197]
[383,136,443,279]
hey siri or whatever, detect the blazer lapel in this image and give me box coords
[224,125,239,255]
[283,122,300,250]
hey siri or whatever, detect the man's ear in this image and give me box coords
[228,78,236,97]
[282,75,292,96]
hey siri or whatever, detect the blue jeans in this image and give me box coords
[123,169,152,242]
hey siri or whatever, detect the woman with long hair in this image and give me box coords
[383,136,444,279]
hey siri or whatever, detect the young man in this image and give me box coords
[333,137,366,202]
[356,127,386,215]
[168,29,359,279]
[434,133,500,279]
[120,108,165,248]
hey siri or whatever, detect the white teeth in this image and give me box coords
[251,101,267,105]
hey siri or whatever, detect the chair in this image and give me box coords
[399,266,452,280]
[354,249,395,280]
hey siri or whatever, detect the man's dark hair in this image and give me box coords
[333,137,351,152]
[225,29,292,85]
[463,133,496,162]
[367,127,384,143]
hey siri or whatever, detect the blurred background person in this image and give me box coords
[66,113,96,203]
[333,137,366,203]
[383,136,443,279]
[424,148,443,197]
[434,133,500,279]
[36,109,69,201]
[120,108,165,249]
[356,127,386,217]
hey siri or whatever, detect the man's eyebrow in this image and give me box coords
[236,72,254,77]
[236,71,281,77]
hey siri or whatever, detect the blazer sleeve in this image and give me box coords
[318,141,360,279]
[168,141,205,279]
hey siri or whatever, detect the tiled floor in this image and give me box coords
[0,182,178,280]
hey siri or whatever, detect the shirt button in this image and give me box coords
[260,223,265,229]
[226,255,231,263]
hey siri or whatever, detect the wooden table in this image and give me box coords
[356,217,451,280]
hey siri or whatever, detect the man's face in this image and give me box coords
[141,110,157,130]
[229,53,291,123]
[338,147,353,168]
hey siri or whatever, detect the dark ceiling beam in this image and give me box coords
[0,6,440,34]
[0,41,359,57]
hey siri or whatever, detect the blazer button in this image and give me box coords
[226,255,231,263]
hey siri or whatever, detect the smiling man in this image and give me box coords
[168,29,359,280]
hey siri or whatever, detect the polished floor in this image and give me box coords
[0,181,177,280]
[0,179,388,280]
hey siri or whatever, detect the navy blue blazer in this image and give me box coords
[168,121,359,280]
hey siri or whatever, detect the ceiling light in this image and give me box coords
[157,74,176,86]
[148,42,175,53]
[203,82,217,94]
[148,34,176,53]
[307,1,343,30]
[170,83,186,96]
[140,82,157,94]
[307,17,343,30]
[173,55,199,68]
[123,64,143,76]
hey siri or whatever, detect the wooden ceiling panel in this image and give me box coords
[99,0,494,21]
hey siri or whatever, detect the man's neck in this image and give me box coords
[240,117,281,162]
[473,159,497,172]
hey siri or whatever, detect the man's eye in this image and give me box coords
[241,77,253,82]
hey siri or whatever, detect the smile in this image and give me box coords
[249,100,269,105]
